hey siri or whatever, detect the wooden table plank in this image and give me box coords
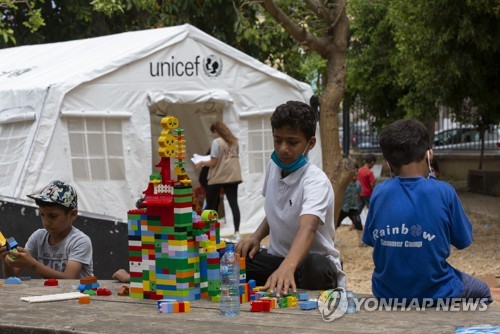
[0,280,498,333]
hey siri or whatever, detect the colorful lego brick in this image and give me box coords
[44,279,58,286]
[80,276,98,285]
[78,296,91,304]
[77,282,100,291]
[261,300,271,312]
[299,300,318,310]
[6,237,18,250]
[286,296,298,307]
[250,300,264,312]
[298,292,309,301]
[260,297,276,309]
[4,277,21,284]
[255,291,266,300]
[157,298,177,310]
[278,297,288,308]
[117,286,129,296]
[159,301,191,313]
[0,231,6,246]
[97,288,112,296]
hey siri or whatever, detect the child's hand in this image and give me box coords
[112,269,131,283]
[235,236,260,260]
[4,247,34,268]
[0,245,8,262]
[263,261,297,298]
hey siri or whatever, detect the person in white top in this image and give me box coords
[236,101,345,297]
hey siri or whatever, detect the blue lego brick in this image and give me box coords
[298,292,309,301]
[299,300,318,310]
[77,282,100,291]
[6,237,18,250]
[157,298,176,310]
[4,277,22,284]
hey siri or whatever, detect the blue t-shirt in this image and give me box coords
[362,176,472,300]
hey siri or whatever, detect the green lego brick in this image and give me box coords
[173,188,192,196]
[148,219,161,226]
[177,276,195,284]
[174,215,193,225]
[128,251,142,258]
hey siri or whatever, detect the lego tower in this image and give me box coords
[127,116,226,301]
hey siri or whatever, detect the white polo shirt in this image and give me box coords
[263,161,345,287]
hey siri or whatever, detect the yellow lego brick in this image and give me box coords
[188,257,200,264]
[169,240,188,246]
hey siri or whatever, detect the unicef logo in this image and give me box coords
[203,54,223,78]
[318,287,348,321]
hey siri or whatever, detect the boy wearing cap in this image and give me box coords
[0,180,93,279]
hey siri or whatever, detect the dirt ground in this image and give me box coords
[335,189,500,301]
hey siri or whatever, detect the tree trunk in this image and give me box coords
[260,0,354,227]
[318,7,355,224]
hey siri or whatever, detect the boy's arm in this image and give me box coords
[236,217,269,260]
[369,171,376,189]
[4,247,82,279]
[263,214,319,297]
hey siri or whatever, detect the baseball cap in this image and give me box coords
[27,180,78,209]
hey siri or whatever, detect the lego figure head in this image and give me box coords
[161,116,179,130]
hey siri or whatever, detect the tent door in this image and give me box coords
[149,101,223,189]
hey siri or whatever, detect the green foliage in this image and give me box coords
[346,0,500,133]
[91,0,124,16]
[1,0,45,44]
[390,0,500,129]
[23,8,45,32]
[346,0,405,128]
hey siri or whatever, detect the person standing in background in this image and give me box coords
[196,121,242,241]
[357,153,376,212]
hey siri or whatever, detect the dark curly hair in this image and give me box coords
[271,101,317,140]
[379,119,431,168]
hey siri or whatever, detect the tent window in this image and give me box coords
[0,120,32,185]
[68,118,125,181]
[247,116,273,173]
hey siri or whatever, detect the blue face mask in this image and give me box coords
[271,142,310,173]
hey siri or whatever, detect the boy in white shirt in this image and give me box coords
[236,101,344,296]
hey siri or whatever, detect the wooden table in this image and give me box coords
[0,279,498,333]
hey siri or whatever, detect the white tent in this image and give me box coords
[0,24,320,234]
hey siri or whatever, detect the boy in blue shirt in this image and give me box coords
[362,119,492,304]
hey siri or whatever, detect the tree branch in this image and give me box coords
[261,0,330,58]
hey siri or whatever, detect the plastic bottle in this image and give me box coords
[219,243,240,316]
[346,290,358,314]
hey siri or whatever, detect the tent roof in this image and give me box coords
[0,24,310,94]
